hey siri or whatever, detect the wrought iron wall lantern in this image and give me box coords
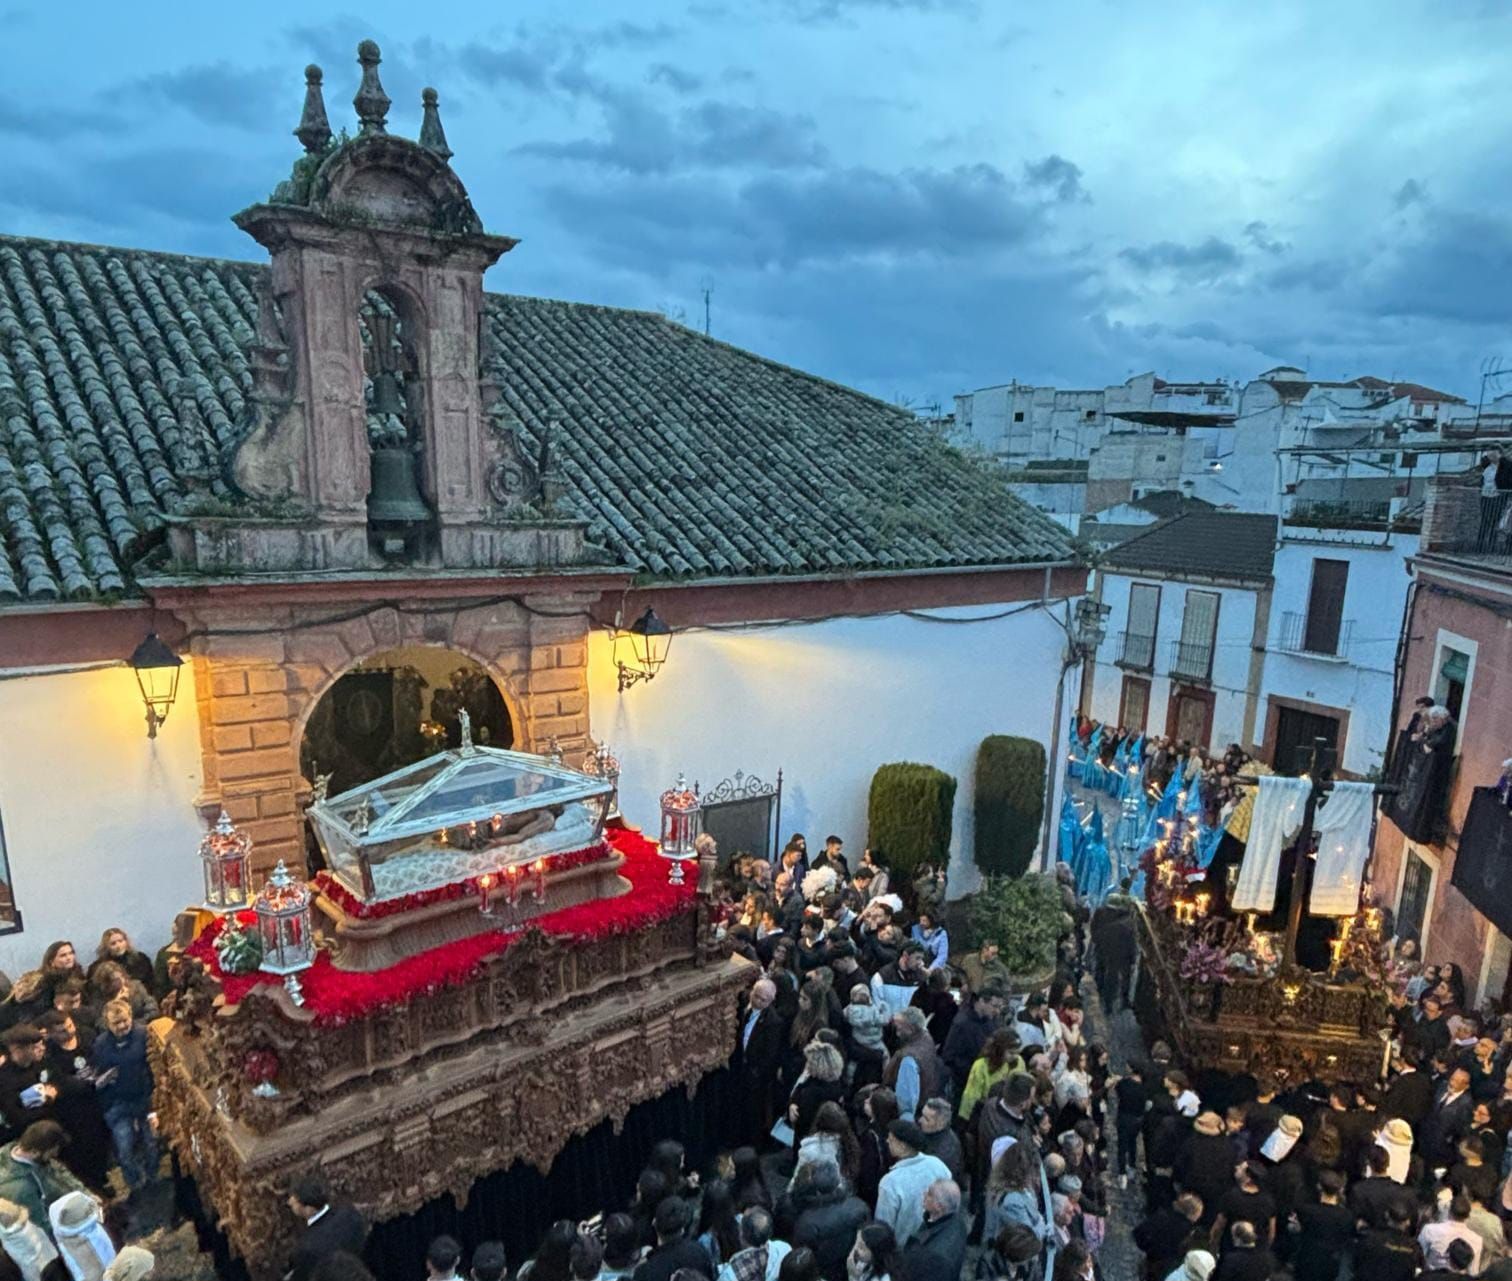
[128,632,183,739]
[614,607,672,692]
[1072,598,1112,660]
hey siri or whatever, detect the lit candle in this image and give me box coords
[491,814,503,835]
[1195,893,1210,917]
[532,857,548,899]
[478,873,494,912]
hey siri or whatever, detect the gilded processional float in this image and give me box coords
[151,716,750,1280]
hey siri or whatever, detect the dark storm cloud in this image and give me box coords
[537,160,1042,272]
[517,92,829,172]
[134,62,286,132]
[1119,236,1243,282]
[1371,208,1512,325]
[1023,154,1086,203]
[1243,221,1287,255]
[0,97,126,140]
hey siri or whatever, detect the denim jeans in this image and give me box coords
[104,1104,158,1190]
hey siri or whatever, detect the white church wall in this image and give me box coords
[588,602,1071,900]
[0,664,206,976]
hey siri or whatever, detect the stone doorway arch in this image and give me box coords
[182,595,593,881]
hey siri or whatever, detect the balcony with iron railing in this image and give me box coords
[1169,637,1214,682]
[1117,630,1157,670]
[1419,476,1512,573]
[1275,611,1354,659]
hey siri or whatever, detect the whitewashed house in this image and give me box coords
[1252,480,1421,777]
[1084,512,1277,750]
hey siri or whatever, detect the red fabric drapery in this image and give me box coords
[186,826,689,1026]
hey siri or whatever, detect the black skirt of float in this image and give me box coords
[175,1065,744,1281]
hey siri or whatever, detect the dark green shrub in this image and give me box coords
[867,763,957,880]
[973,735,1047,877]
[967,873,1064,977]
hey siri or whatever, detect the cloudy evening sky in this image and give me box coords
[3,0,1510,408]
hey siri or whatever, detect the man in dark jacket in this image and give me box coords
[917,1099,964,1183]
[1380,1050,1435,1127]
[1133,1192,1204,1281]
[787,1161,868,1281]
[286,1171,367,1281]
[1175,1112,1234,1225]
[1349,1144,1413,1229]
[898,1179,967,1281]
[1211,1221,1275,1281]
[633,1197,713,1281]
[1423,1068,1475,1169]
[735,979,784,1142]
[940,985,1005,1089]
[92,1000,157,1191]
[1353,1206,1422,1281]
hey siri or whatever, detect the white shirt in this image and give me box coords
[1419,1220,1481,1273]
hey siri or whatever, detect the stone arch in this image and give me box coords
[294,636,527,794]
[187,594,591,881]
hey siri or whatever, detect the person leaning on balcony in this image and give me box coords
[1477,449,1512,551]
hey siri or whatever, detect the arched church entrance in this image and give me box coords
[299,645,513,798]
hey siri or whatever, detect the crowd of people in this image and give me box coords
[1128,948,1512,1281]
[287,832,1115,1281]
[0,929,170,1279]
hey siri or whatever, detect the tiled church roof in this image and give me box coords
[0,234,1073,601]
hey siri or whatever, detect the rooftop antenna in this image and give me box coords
[699,279,712,337]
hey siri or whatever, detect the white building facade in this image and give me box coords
[1252,520,1419,778]
[1082,512,1277,753]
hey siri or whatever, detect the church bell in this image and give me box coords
[367,446,432,526]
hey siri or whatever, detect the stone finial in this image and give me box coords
[419,87,453,161]
[353,39,391,135]
[294,64,332,153]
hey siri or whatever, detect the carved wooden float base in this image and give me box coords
[152,954,753,1281]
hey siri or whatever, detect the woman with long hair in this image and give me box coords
[727,1145,772,1213]
[88,929,154,990]
[0,972,48,1033]
[961,1030,1027,1125]
[854,1087,898,1209]
[695,1178,741,1267]
[39,942,84,1002]
[793,1101,861,1185]
[88,961,157,1022]
[846,1223,897,1281]
[985,1139,1047,1244]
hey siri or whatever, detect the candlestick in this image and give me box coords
[1195,893,1210,917]
[505,863,521,907]
[532,858,548,901]
[478,873,495,916]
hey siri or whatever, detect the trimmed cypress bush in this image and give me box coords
[867,763,957,880]
[973,734,1046,878]
[967,873,1064,977]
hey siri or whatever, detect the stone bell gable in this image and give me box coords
[165,43,604,578]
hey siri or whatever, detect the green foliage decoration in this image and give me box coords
[973,735,1047,878]
[867,762,957,880]
[214,917,263,976]
[967,873,1064,977]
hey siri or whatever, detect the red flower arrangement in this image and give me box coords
[242,1048,280,1085]
[311,842,614,920]
[187,826,693,1026]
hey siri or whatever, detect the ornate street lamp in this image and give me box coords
[614,608,672,692]
[128,633,183,739]
[1072,597,1112,659]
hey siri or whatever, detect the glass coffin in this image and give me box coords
[307,729,615,902]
